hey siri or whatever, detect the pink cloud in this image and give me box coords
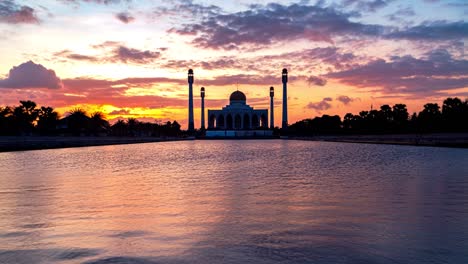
[0,61,62,89]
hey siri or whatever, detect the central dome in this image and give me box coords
[230,91,246,102]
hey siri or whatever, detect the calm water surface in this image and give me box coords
[0,140,467,264]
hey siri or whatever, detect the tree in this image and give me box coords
[37,106,59,135]
[110,119,128,136]
[392,104,409,131]
[418,103,442,132]
[12,100,39,135]
[67,108,89,136]
[0,106,13,135]
[442,97,467,131]
[343,113,354,130]
[89,112,109,136]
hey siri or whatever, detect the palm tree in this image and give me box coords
[89,112,110,136]
[0,106,13,135]
[37,106,59,135]
[12,100,39,135]
[67,108,89,136]
[111,119,128,136]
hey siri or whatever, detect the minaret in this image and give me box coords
[270,86,274,129]
[281,68,288,130]
[188,69,194,132]
[200,87,205,130]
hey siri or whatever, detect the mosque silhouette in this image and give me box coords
[187,69,289,138]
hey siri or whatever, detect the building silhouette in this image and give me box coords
[187,69,288,137]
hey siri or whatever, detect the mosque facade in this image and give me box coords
[207,90,268,130]
[187,69,288,138]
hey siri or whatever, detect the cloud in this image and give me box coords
[170,3,385,50]
[386,6,415,22]
[306,97,333,112]
[0,61,63,89]
[54,43,163,64]
[326,49,468,97]
[153,0,221,19]
[336,95,355,105]
[54,50,98,62]
[342,0,396,12]
[0,0,40,24]
[113,46,161,63]
[108,109,130,115]
[307,76,327,86]
[60,0,129,5]
[387,20,468,41]
[115,12,135,24]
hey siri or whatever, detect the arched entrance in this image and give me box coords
[252,115,259,128]
[234,114,242,129]
[260,114,267,128]
[209,114,216,129]
[226,114,233,129]
[243,114,250,129]
[217,115,225,129]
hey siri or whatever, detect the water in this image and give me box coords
[0,140,467,264]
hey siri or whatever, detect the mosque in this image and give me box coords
[187,69,289,138]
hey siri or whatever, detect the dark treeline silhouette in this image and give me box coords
[0,100,181,137]
[289,97,468,136]
[109,118,181,137]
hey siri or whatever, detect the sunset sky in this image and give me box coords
[0,0,466,128]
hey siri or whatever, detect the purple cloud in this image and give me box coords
[336,95,355,105]
[54,43,163,64]
[170,3,385,50]
[387,20,468,40]
[108,109,130,115]
[0,0,39,24]
[0,61,63,89]
[60,0,129,5]
[342,0,396,12]
[307,97,333,112]
[307,76,327,86]
[113,46,161,63]
[326,49,468,97]
[54,50,98,62]
[116,12,135,24]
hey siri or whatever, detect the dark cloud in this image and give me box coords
[387,20,468,40]
[306,97,333,112]
[113,46,161,63]
[0,0,40,24]
[60,0,130,5]
[54,50,98,62]
[115,12,135,24]
[54,43,162,64]
[170,3,385,50]
[0,61,63,89]
[386,6,415,22]
[336,95,354,105]
[307,76,327,86]
[153,0,221,19]
[108,109,130,115]
[169,1,465,50]
[326,49,468,96]
[342,0,396,12]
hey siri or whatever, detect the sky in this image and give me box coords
[0,0,466,128]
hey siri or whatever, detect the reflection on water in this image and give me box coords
[0,140,467,263]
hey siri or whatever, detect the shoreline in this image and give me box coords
[290,133,468,148]
[1,133,468,152]
[0,136,193,152]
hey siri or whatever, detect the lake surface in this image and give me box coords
[0,140,467,264]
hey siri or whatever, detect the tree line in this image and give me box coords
[289,97,468,135]
[0,100,181,137]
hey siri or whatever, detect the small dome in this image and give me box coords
[229,91,246,102]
